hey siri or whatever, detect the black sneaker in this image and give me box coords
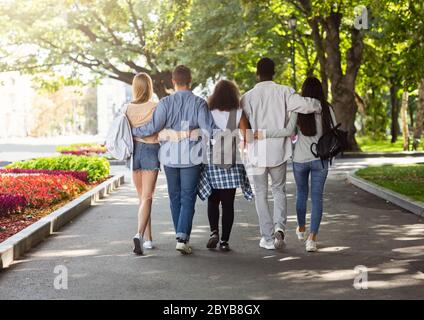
[206,230,219,249]
[219,241,230,252]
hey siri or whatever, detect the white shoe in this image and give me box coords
[259,237,276,250]
[274,229,286,249]
[143,240,154,250]
[133,234,143,255]
[306,239,317,252]
[296,227,306,241]
[176,241,193,255]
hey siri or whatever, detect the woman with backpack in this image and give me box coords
[255,77,336,252]
[197,80,253,252]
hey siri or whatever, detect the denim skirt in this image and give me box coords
[130,142,161,171]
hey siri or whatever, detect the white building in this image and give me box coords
[0,72,34,138]
[96,78,132,139]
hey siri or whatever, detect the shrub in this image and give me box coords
[0,168,89,183]
[6,155,110,182]
[0,194,27,217]
[0,174,87,209]
[56,143,107,155]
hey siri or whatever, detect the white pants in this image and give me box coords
[251,163,287,241]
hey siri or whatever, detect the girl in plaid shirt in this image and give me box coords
[197,80,253,252]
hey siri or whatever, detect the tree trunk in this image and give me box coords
[413,79,424,150]
[355,91,366,135]
[401,91,410,151]
[323,12,363,151]
[389,84,400,143]
[331,78,360,151]
[151,71,173,99]
[309,18,329,99]
[113,70,173,99]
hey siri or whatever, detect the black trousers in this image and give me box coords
[207,188,236,242]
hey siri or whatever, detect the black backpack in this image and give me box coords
[310,118,348,167]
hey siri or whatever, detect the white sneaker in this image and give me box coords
[143,240,154,250]
[296,227,306,241]
[176,241,193,255]
[259,237,276,250]
[133,234,143,255]
[274,229,286,249]
[306,239,317,252]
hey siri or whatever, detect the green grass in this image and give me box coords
[356,136,404,152]
[356,164,424,202]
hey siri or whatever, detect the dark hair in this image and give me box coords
[297,77,333,137]
[208,80,241,111]
[172,65,192,86]
[256,58,275,79]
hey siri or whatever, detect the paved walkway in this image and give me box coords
[0,163,423,299]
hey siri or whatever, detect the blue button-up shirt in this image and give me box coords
[132,90,216,168]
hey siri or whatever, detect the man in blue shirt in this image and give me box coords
[132,65,215,255]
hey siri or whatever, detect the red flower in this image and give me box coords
[0,175,87,209]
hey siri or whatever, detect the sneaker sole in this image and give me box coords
[176,244,192,255]
[274,231,286,249]
[133,238,143,255]
[207,237,219,249]
[259,244,276,250]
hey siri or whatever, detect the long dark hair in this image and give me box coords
[208,80,241,111]
[297,77,333,136]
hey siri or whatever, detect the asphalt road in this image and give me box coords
[0,167,423,299]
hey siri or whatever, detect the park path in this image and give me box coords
[0,163,423,299]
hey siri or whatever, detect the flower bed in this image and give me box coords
[6,155,110,182]
[56,143,107,156]
[0,155,111,243]
[0,168,89,183]
[0,174,87,209]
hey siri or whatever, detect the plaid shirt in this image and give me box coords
[197,164,253,201]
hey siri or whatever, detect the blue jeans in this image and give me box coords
[292,160,328,234]
[164,165,202,241]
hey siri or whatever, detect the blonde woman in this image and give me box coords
[126,73,161,255]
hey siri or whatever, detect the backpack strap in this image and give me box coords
[226,109,237,131]
[310,143,319,158]
[121,103,130,115]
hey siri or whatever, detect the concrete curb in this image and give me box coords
[342,151,424,159]
[0,174,125,270]
[347,171,424,218]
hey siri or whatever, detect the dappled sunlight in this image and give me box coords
[318,246,350,253]
[392,245,424,258]
[394,237,424,241]
[366,273,424,289]
[235,222,259,228]
[248,295,272,300]
[30,249,99,258]
[279,256,301,262]
[94,253,132,258]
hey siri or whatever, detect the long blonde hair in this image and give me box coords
[132,72,153,104]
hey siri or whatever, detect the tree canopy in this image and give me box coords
[0,0,423,150]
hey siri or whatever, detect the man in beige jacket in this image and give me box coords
[241,58,321,250]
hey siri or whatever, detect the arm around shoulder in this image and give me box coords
[265,113,298,138]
